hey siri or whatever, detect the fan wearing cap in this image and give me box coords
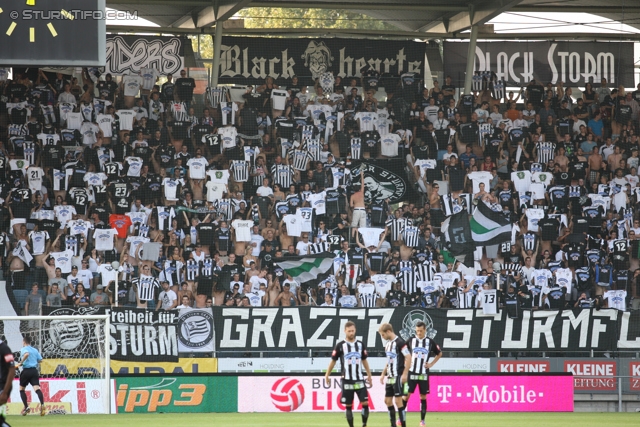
[90,284,110,307]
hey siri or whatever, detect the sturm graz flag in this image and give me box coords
[350,159,418,204]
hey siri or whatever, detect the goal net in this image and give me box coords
[0,315,111,415]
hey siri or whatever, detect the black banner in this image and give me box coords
[351,159,418,204]
[218,37,425,85]
[40,306,640,355]
[214,307,635,352]
[44,306,179,362]
[105,35,186,76]
[444,41,635,88]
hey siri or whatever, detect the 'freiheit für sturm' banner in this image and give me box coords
[44,306,179,362]
[213,307,640,352]
[105,35,186,76]
[217,36,426,85]
[443,41,635,89]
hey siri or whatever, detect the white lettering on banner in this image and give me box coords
[307,308,336,348]
[564,361,617,390]
[561,309,590,348]
[473,43,618,84]
[220,44,420,80]
[498,361,550,373]
[105,36,183,75]
[471,386,538,404]
[565,363,614,376]
[443,311,473,348]
[532,311,557,348]
[475,46,533,83]
[478,313,500,348]
[278,308,305,348]
[110,324,177,358]
[618,312,640,349]
[501,311,531,349]
[631,363,640,390]
[591,309,617,348]
[220,308,249,348]
[251,308,278,347]
[549,43,616,84]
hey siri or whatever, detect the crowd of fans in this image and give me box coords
[0,64,638,315]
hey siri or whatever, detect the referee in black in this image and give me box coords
[0,336,17,426]
[15,336,46,416]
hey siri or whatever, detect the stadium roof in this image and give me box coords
[106,0,640,39]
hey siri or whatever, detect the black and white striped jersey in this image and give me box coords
[401,226,420,247]
[384,337,410,378]
[345,264,362,289]
[200,258,214,278]
[502,262,523,277]
[358,289,378,307]
[230,160,250,182]
[331,340,368,381]
[398,260,419,294]
[407,336,441,375]
[186,259,200,281]
[133,275,160,301]
[206,86,229,108]
[271,164,295,188]
[536,141,556,164]
[386,218,410,241]
[416,263,437,282]
[309,242,330,254]
[289,149,313,171]
[350,137,362,160]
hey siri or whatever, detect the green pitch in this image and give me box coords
[7,412,640,427]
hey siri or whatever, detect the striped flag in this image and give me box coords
[274,253,334,285]
[470,201,512,246]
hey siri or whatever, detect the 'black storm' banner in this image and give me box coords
[217,37,426,85]
[444,41,634,89]
[214,308,636,352]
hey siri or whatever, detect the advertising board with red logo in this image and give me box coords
[238,374,573,413]
[8,379,112,414]
[630,362,640,391]
[497,361,551,373]
[406,374,573,412]
[563,361,617,391]
[238,377,386,413]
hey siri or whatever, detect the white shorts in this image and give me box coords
[351,209,367,228]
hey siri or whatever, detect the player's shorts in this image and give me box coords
[384,376,406,397]
[19,367,40,388]
[341,379,368,406]
[407,374,430,395]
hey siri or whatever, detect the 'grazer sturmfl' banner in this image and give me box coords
[217,37,425,85]
[105,35,186,76]
[444,41,634,88]
[213,307,639,352]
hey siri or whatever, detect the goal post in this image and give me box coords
[0,315,111,415]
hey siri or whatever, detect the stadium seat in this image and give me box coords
[13,289,28,310]
[38,289,47,302]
